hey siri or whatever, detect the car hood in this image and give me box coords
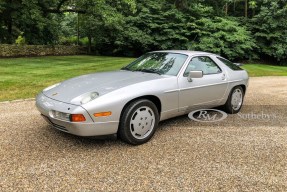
[43,70,163,105]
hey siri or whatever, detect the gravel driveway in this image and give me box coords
[1,77,287,191]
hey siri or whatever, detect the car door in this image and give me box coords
[178,56,228,111]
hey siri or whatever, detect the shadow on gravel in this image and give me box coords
[40,125,125,148]
[36,104,286,148]
[159,105,287,129]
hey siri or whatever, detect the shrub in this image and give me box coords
[0,44,86,57]
[15,34,26,45]
[189,17,257,60]
[59,37,89,46]
[249,0,287,65]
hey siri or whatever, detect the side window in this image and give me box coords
[217,57,243,71]
[184,56,222,76]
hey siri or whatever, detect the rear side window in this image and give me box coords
[217,57,243,71]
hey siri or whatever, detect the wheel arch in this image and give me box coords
[220,83,247,108]
[117,95,162,138]
[237,84,246,94]
[119,95,162,120]
[125,95,161,112]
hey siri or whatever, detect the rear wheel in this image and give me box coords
[223,86,244,114]
[118,99,159,145]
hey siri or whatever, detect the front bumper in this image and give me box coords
[35,93,119,136]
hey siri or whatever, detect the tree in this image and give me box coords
[0,0,66,44]
[245,0,248,17]
[250,0,287,64]
[105,0,202,56]
[0,0,135,45]
[190,17,256,60]
[108,1,215,56]
[249,0,257,17]
[77,0,136,53]
[0,0,286,64]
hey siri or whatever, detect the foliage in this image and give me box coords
[110,1,196,56]
[59,36,89,46]
[189,17,256,60]
[107,1,216,56]
[0,0,136,46]
[0,0,286,64]
[15,33,26,45]
[0,44,85,57]
[60,13,78,38]
[249,0,287,64]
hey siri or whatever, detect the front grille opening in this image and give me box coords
[51,122,68,132]
[41,114,69,133]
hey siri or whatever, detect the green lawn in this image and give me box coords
[0,55,287,101]
[0,55,134,101]
[242,64,287,77]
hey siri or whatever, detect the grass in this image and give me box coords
[242,64,287,77]
[0,55,286,101]
[0,55,134,101]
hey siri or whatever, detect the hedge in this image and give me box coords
[0,44,87,57]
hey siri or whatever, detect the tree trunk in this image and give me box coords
[88,35,92,54]
[225,3,228,15]
[77,13,80,45]
[245,0,248,18]
[7,17,12,43]
[233,0,236,14]
[214,2,219,15]
[7,0,13,44]
[174,0,187,10]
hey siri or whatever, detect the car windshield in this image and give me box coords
[122,52,188,76]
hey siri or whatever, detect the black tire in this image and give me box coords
[223,86,245,114]
[118,99,159,145]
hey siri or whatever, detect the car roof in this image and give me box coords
[151,50,217,57]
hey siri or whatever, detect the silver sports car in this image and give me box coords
[36,50,248,145]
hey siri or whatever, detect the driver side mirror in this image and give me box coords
[187,71,203,82]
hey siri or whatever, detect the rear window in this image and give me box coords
[217,57,243,71]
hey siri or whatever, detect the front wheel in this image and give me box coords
[223,86,244,114]
[118,99,159,145]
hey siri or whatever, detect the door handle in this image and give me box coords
[222,74,226,80]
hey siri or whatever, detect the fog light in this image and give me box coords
[94,111,112,117]
[70,114,86,122]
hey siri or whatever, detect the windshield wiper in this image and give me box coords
[134,69,161,75]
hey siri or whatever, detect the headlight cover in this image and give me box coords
[81,92,99,104]
[49,110,70,121]
[43,83,60,92]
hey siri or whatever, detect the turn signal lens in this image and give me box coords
[94,111,112,117]
[70,114,86,122]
